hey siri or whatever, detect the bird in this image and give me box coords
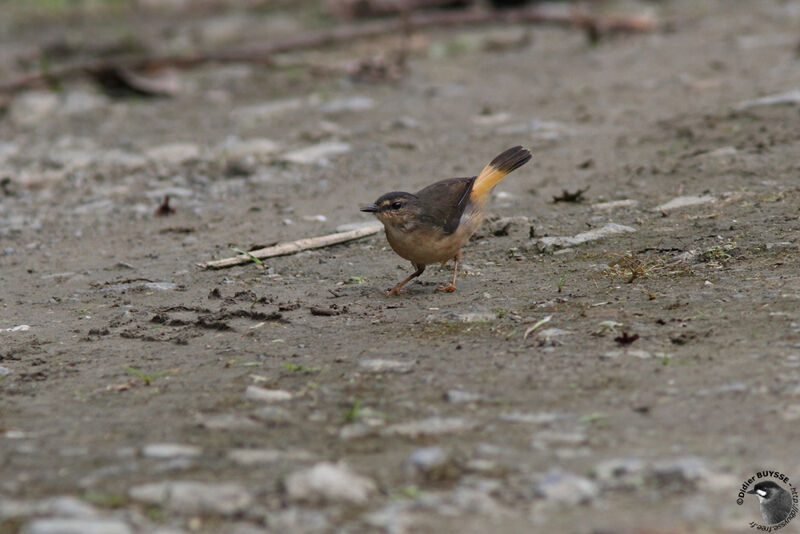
[747,480,793,525]
[360,145,532,296]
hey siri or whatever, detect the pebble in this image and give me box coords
[591,199,639,211]
[197,414,260,431]
[499,412,561,425]
[319,96,374,113]
[0,496,99,519]
[593,457,647,489]
[363,502,415,534]
[217,137,279,159]
[21,519,131,534]
[444,389,485,404]
[233,98,305,120]
[426,310,497,323]
[265,507,330,534]
[381,417,478,439]
[281,142,351,165]
[535,470,599,506]
[695,381,748,396]
[284,462,377,505]
[704,146,738,158]
[358,359,414,373]
[128,481,252,515]
[535,223,636,252]
[9,91,59,127]
[142,443,201,459]
[402,446,449,478]
[61,90,110,115]
[145,143,202,165]
[245,386,293,402]
[495,119,572,141]
[251,405,292,424]
[735,89,800,109]
[654,195,716,212]
[336,221,382,232]
[227,448,314,466]
[0,366,12,376]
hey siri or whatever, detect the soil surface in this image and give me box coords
[2,1,800,533]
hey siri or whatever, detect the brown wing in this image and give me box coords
[415,176,476,235]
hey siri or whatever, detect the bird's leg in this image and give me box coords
[385,264,425,296]
[436,254,460,293]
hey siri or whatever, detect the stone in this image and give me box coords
[402,447,454,480]
[142,443,201,459]
[251,406,292,424]
[591,199,639,211]
[426,310,497,323]
[281,142,351,165]
[381,417,477,439]
[336,221,382,233]
[319,96,374,113]
[21,519,131,534]
[233,98,305,120]
[654,195,716,212]
[593,458,647,489]
[264,507,330,534]
[197,414,259,430]
[495,119,572,141]
[9,91,59,127]
[227,448,314,466]
[499,412,561,425]
[736,89,800,109]
[535,470,599,506]
[536,223,636,252]
[61,91,110,115]
[0,496,98,519]
[217,137,279,159]
[145,143,202,165]
[284,462,376,505]
[128,481,252,515]
[358,359,414,373]
[245,386,293,402]
[444,389,485,404]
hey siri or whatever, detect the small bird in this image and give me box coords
[747,480,793,525]
[361,146,532,296]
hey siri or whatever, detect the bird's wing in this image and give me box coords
[415,177,475,235]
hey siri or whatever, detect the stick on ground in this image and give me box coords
[198,224,382,269]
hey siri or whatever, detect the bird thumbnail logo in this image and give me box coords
[736,470,798,530]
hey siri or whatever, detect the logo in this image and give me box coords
[736,470,798,531]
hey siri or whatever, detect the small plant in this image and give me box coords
[344,275,365,284]
[344,398,363,423]
[230,245,264,267]
[123,366,172,386]
[282,362,318,373]
[702,242,736,264]
[557,275,565,293]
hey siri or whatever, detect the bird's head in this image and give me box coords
[360,192,421,230]
[747,481,784,502]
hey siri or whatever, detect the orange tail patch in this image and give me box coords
[470,146,532,203]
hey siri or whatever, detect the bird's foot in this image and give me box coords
[435,284,456,293]
[384,288,407,297]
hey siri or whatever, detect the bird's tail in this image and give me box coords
[470,146,532,203]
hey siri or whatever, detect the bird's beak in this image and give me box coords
[360,203,379,213]
[746,489,756,494]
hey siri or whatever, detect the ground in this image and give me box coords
[1,0,800,532]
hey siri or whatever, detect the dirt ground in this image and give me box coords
[2,0,800,532]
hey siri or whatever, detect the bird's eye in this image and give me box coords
[390,202,403,210]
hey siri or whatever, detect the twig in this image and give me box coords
[0,6,657,94]
[198,224,382,269]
